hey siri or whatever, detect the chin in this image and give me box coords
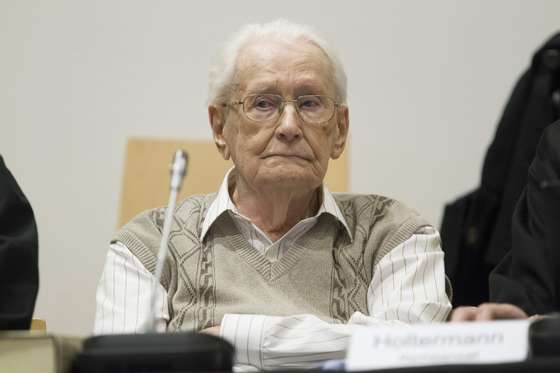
[257,166,322,190]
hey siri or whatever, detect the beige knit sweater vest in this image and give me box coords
[113,193,429,331]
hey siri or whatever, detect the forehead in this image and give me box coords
[233,38,336,95]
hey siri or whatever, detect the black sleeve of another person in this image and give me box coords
[490,120,560,315]
[0,156,39,329]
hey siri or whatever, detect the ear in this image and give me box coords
[330,105,349,159]
[208,105,231,160]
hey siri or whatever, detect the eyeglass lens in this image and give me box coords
[243,94,334,124]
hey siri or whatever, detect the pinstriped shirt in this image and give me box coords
[94,170,451,369]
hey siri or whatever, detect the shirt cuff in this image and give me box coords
[220,314,276,368]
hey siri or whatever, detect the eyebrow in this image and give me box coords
[294,83,328,96]
[244,80,281,94]
[244,80,329,97]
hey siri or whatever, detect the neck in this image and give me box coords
[231,175,320,242]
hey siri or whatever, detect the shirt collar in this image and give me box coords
[200,168,352,241]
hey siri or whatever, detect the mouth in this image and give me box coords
[262,154,311,161]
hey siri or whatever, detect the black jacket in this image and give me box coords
[440,32,560,306]
[0,155,39,329]
[490,121,560,315]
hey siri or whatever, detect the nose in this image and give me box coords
[275,103,303,143]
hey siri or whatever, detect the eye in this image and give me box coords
[298,96,322,111]
[251,95,278,111]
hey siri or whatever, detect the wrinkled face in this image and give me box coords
[209,38,349,192]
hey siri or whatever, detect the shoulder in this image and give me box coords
[531,120,560,181]
[542,119,560,140]
[332,193,427,226]
[539,120,560,163]
[332,193,431,253]
[114,193,216,248]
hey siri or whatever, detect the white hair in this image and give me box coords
[208,19,347,104]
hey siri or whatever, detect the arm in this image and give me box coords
[490,121,560,315]
[0,156,38,330]
[367,227,451,323]
[219,228,451,369]
[452,121,560,322]
[93,241,169,334]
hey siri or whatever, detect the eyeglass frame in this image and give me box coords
[221,94,343,125]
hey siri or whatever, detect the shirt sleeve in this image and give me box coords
[219,227,452,369]
[368,226,451,323]
[93,241,169,334]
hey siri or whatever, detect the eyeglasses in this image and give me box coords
[225,94,340,125]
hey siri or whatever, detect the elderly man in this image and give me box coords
[94,20,451,369]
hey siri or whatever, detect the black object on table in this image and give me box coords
[72,332,234,373]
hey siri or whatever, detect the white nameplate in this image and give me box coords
[346,320,530,371]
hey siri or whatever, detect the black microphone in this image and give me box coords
[73,149,234,373]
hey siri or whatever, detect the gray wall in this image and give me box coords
[1,0,558,335]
